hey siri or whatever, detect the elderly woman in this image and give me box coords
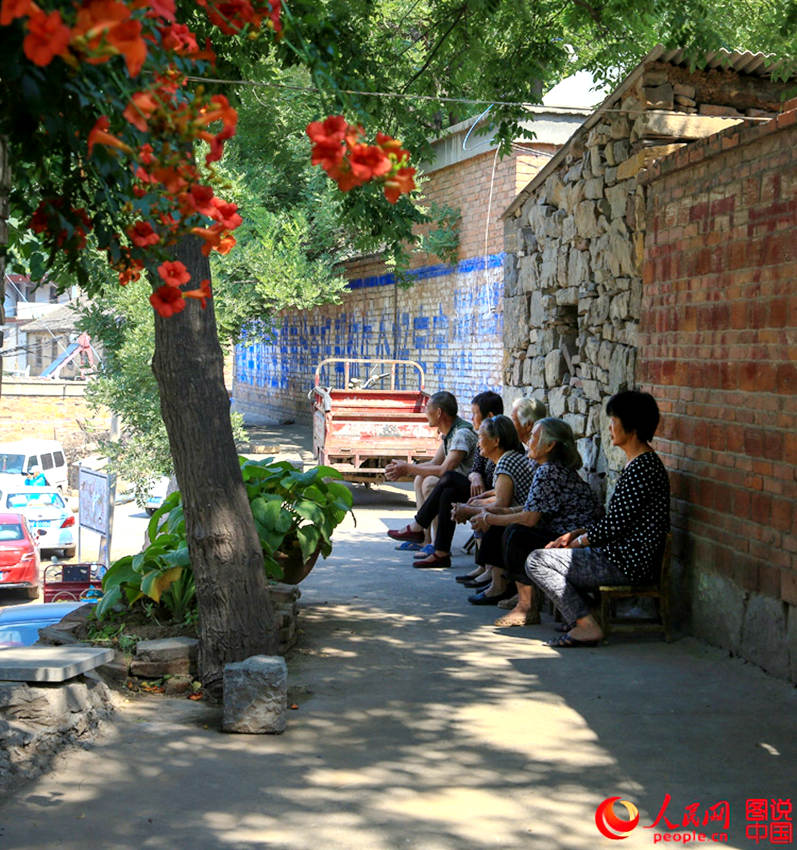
[467,418,603,614]
[526,391,671,647]
[450,416,533,595]
[511,397,547,448]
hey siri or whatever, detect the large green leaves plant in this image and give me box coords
[95,459,353,622]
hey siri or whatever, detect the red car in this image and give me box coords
[0,511,41,599]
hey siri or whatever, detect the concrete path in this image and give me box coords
[0,483,795,850]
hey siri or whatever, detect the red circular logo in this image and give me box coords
[595,797,640,840]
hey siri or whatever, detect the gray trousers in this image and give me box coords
[525,547,627,625]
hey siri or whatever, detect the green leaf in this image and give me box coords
[162,546,191,568]
[94,585,122,619]
[141,566,183,603]
[296,525,321,561]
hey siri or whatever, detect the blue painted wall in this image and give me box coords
[234,253,505,422]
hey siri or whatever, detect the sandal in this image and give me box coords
[494,612,540,627]
[387,525,425,543]
[395,541,423,551]
[545,633,601,648]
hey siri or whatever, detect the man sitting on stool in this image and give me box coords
[386,391,477,568]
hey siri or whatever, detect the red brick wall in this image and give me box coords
[640,110,796,614]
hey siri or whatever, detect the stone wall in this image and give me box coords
[233,135,564,424]
[639,104,797,681]
[502,59,788,497]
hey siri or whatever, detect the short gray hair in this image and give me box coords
[534,417,582,469]
[512,397,547,428]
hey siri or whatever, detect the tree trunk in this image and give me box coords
[151,235,276,695]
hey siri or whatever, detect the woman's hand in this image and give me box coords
[385,460,406,481]
[469,472,485,498]
[545,531,580,549]
[452,503,472,523]
[470,512,490,533]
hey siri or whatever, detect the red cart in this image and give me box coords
[42,562,104,603]
[311,358,439,484]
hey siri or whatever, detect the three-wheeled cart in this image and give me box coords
[311,358,439,484]
[42,562,104,603]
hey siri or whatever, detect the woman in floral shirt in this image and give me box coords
[469,418,602,621]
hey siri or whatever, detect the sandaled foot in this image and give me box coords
[455,570,486,584]
[413,552,451,568]
[545,633,601,648]
[496,593,519,610]
[494,610,540,627]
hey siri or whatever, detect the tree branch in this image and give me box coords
[401,3,469,93]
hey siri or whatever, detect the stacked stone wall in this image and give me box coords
[503,61,787,497]
[639,106,796,680]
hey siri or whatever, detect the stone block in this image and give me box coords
[503,296,529,349]
[555,286,579,306]
[577,436,598,471]
[130,658,190,678]
[645,83,674,109]
[586,125,610,147]
[529,291,546,327]
[597,340,613,371]
[0,646,114,683]
[616,144,687,181]
[604,142,616,167]
[223,655,287,734]
[574,200,600,239]
[583,177,604,200]
[612,140,630,164]
[504,252,519,296]
[609,345,635,393]
[563,161,583,183]
[606,221,637,278]
[563,413,586,437]
[588,294,610,325]
[699,104,741,117]
[548,385,569,417]
[631,111,743,142]
[643,70,668,86]
[675,94,696,107]
[672,82,695,98]
[589,146,604,176]
[605,181,633,220]
[539,240,560,288]
[544,350,565,387]
[610,291,630,322]
[529,356,545,389]
[740,594,789,679]
[135,637,198,664]
[608,116,630,139]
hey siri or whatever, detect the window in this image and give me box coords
[0,523,24,541]
[54,451,65,467]
[41,453,54,471]
[25,456,37,472]
[0,453,25,474]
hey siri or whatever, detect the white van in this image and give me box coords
[0,440,69,491]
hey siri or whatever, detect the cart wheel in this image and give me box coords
[79,588,103,601]
[50,591,80,602]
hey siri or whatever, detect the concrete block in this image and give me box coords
[130,658,191,678]
[268,582,301,604]
[740,595,789,679]
[223,655,287,734]
[135,637,198,664]
[689,567,745,656]
[0,646,114,683]
[632,111,743,142]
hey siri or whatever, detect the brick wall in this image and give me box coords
[639,106,796,680]
[234,145,553,423]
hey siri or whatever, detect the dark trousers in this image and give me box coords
[415,470,471,553]
[502,524,557,585]
[475,524,506,567]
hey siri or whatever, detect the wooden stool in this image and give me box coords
[596,534,672,642]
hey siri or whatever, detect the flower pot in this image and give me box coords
[275,542,323,585]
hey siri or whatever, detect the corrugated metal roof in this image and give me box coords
[502,45,792,218]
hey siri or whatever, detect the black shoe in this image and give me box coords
[455,572,483,584]
[468,588,514,605]
[463,577,490,589]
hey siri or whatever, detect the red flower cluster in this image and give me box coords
[149,267,212,317]
[306,116,416,204]
[196,0,281,37]
[29,199,93,251]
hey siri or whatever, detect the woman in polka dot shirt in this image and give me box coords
[525,390,671,647]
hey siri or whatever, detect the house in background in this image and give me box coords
[2,274,80,376]
[232,74,607,424]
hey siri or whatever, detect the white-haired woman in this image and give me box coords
[511,397,547,448]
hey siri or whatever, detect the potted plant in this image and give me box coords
[95,458,353,621]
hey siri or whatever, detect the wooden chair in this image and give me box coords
[596,534,672,642]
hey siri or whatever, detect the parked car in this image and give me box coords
[0,511,42,599]
[0,600,84,647]
[0,439,69,491]
[1,489,76,558]
[144,475,171,516]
